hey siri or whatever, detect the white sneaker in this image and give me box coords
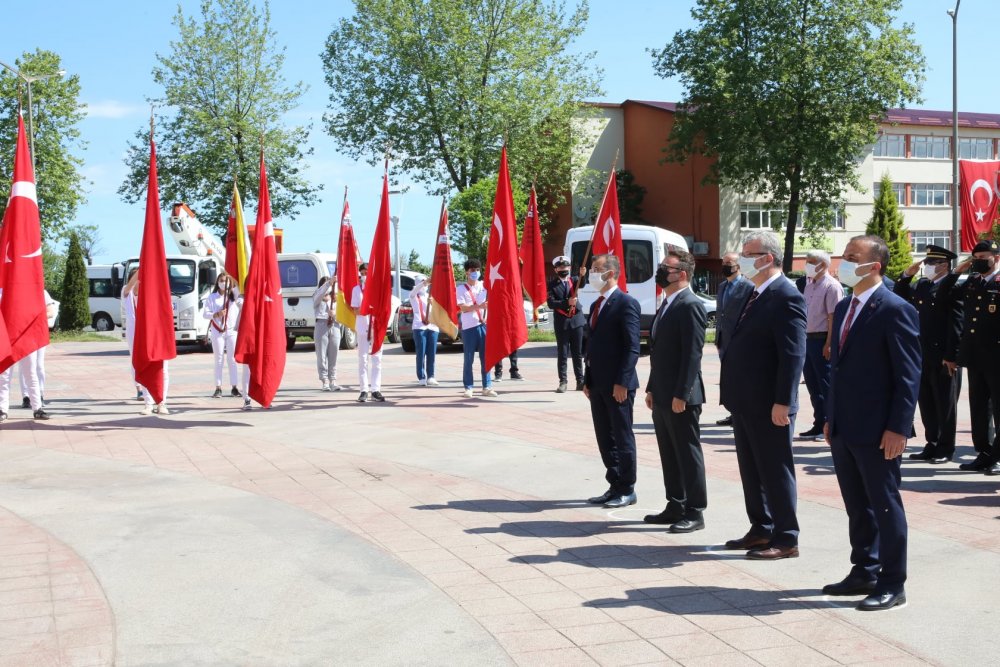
[331,384,343,392]
[426,378,439,387]
[482,388,498,398]
[462,388,474,398]
[140,405,155,416]
[419,378,427,386]
[157,403,170,415]
[242,398,252,411]
[321,381,330,392]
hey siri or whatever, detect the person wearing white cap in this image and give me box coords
[547,255,586,393]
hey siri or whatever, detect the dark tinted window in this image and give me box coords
[89,278,113,298]
[400,275,416,291]
[278,260,319,288]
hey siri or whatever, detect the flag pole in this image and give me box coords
[579,149,620,276]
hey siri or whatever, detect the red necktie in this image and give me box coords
[839,297,861,349]
[590,295,605,329]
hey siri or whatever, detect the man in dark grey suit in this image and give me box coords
[644,249,708,532]
[715,251,753,427]
[720,231,807,560]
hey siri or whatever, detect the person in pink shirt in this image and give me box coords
[800,249,843,441]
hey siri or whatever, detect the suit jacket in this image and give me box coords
[954,273,1000,368]
[646,289,706,407]
[893,273,963,364]
[715,276,753,354]
[827,286,921,444]
[584,288,640,391]
[720,276,807,415]
[547,275,586,330]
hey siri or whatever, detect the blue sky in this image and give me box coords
[5,0,996,265]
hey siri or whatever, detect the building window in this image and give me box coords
[873,182,905,205]
[910,183,951,206]
[873,134,905,158]
[739,204,844,229]
[910,136,951,159]
[959,137,993,160]
[911,231,952,253]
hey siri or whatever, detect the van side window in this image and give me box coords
[623,240,653,283]
[278,260,319,288]
[89,278,112,298]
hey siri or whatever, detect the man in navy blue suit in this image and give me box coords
[823,235,921,612]
[720,230,807,560]
[583,254,641,508]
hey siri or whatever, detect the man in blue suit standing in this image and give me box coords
[720,230,807,560]
[714,251,753,427]
[583,253,641,508]
[823,235,921,611]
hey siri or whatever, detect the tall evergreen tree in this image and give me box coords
[866,173,912,279]
[59,231,89,331]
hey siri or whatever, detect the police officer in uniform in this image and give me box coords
[954,240,1000,473]
[894,244,963,463]
[547,256,585,393]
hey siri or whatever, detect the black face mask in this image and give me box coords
[972,258,993,274]
[721,265,737,277]
[655,265,672,288]
[556,269,570,278]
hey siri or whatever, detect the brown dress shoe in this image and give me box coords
[723,533,770,550]
[746,545,799,560]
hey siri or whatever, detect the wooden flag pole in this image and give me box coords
[579,149,620,276]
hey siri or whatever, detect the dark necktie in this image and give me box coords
[736,290,759,327]
[719,280,729,308]
[839,297,861,349]
[590,295,605,329]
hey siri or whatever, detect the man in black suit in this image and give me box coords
[547,255,585,393]
[714,251,753,427]
[583,253,641,508]
[823,235,921,611]
[644,249,708,532]
[894,244,963,464]
[720,230,807,560]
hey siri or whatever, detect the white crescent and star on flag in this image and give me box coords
[970,178,993,222]
[602,217,615,247]
[10,181,42,259]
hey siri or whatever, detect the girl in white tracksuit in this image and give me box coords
[202,274,241,398]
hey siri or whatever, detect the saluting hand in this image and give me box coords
[880,430,907,460]
[903,260,922,278]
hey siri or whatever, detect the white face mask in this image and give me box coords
[738,255,761,280]
[922,263,941,280]
[588,270,608,291]
[839,261,874,288]
[805,264,818,279]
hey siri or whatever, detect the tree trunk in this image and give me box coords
[783,164,803,273]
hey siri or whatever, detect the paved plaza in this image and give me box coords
[0,337,997,666]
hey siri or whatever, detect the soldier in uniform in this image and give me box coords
[547,256,585,393]
[954,240,1000,473]
[894,244,963,463]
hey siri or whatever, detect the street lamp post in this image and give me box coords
[948,0,961,252]
[0,60,66,173]
[388,189,404,305]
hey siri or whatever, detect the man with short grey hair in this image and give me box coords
[800,249,842,440]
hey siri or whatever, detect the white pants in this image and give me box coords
[356,319,382,392]
[142,361,170,407]
[126,324,137,384]
[210,327,239,387]
[1,353,41,412]
[241,364,250,396]
[18,346,46,397]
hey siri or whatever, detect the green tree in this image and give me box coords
[651,0,924,272]
[866,172,912,279]
[448,175,528,262]
[59,232,89,331]
[118,0,319,233]
[43,243,67,302]
[578,168,648,224]
[321,0,602,211]
[73,223,104,265]
[0,49,87,243]
[405,249,432,275]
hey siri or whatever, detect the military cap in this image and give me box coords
[551,255,571,267]
[925,244,957,262]
[972,240,1000,254]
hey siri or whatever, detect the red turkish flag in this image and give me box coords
[132,135,177,402]
[361,175,393,354]
[428,202,459,339]
[0,115,44,371]
[335,198,360,331]
[590,170,627,292]
[234,151,286,407]
[959,160,1000,251]
[485,147,528,369]
[519,186,546,312]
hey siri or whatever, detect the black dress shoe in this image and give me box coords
[644,508,684,524]
[357,392,370,403]
[669,516,705,533]
[822,576,876,596]
[716,415,733,426]
[510,371,523,380]
[929,454,953,464]
[959,453,991,471]
[575,380,585,391]
[33,409,50,421]
[798,426,824,438]
[857,590,906,611]
[556,382,567,393]
[985,462,1000,476]
[908,446,936,461]
[603,493,637,508]
[587,489,615,505]
[21,396,30,409]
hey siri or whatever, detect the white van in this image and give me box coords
[87,264,123,331]
[276,252,359,351]
[564,224,689,339]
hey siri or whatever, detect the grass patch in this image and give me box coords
[527,328,557,343]
[50,330,119,343]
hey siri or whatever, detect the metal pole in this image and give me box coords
[391,215,401,303]
[950,0,961,251]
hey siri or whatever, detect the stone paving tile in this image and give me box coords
[513,646,600,666]
[649,631,736,660]
[558,622,643,647]
[746,644,838,667]
[582,638,670,667]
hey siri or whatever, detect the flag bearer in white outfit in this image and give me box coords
[0,288,49,422]
[203,273,242,398]
[352,262,384,403]
[18,289,58,408]
[122,268,143,400]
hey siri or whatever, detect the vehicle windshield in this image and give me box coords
[124,259,197,296]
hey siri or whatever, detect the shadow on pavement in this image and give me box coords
[517,543,745,570]
[584,585,854,614]
[413,498,591,513]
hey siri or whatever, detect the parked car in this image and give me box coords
[398,298,548,352]
[694,292,718,328]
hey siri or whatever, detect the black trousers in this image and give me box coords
[731,411,800,547]
[589,388,637,495]
[917,360,961,457]
[494,351,518,374]
[966,366,1000,455]
[554,324,584,383]
[651,401,706,516]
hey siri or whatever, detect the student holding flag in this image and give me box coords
[409,277,439,386]
[352,263,383,401]
[458,259,495,398]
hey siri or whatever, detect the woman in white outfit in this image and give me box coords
[203,273,241,398]
[122,269,142,400]
[312,275,341,391]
